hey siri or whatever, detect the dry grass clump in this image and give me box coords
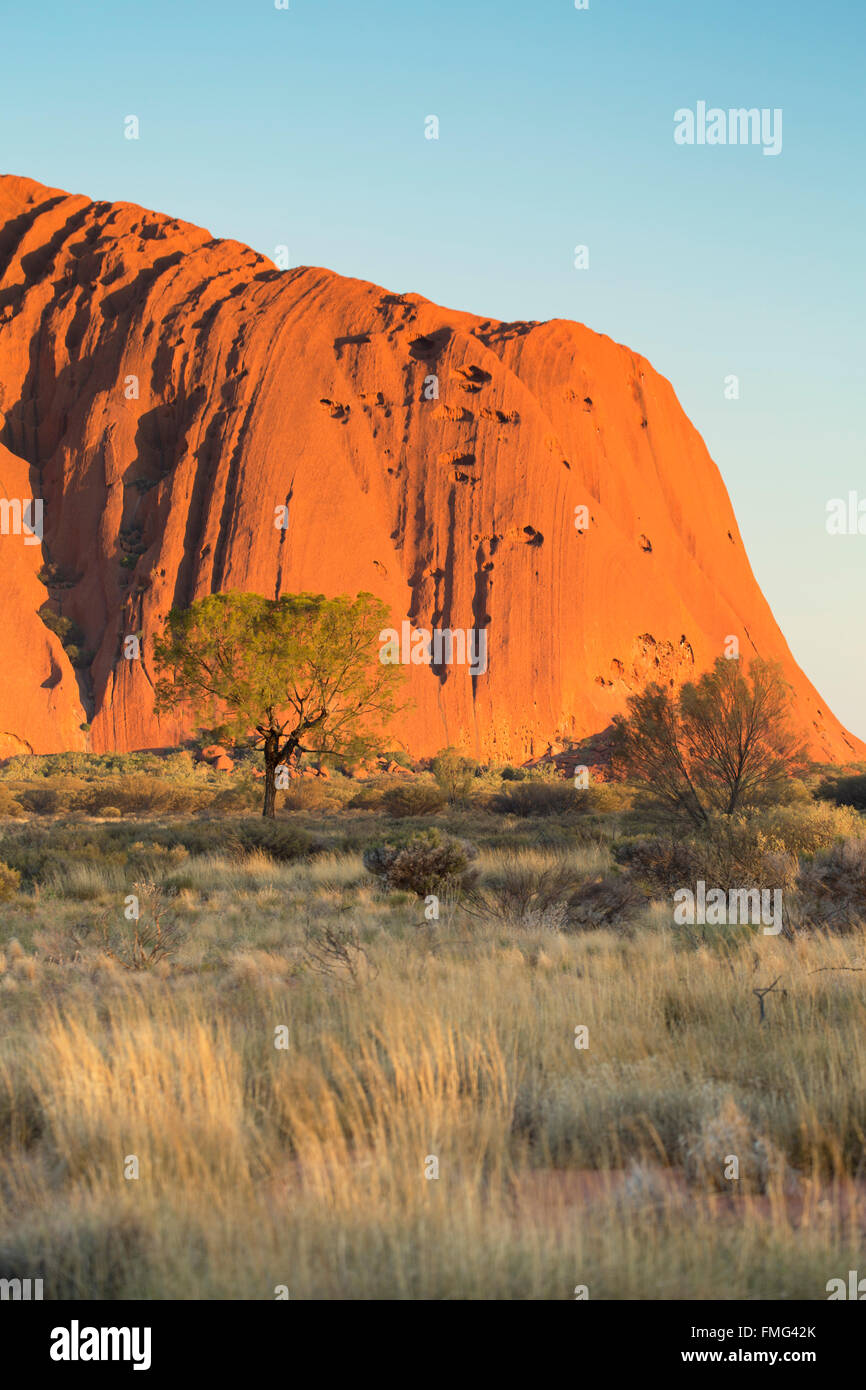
[466,853,645,933]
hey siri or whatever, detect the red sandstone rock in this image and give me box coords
[0,440,86,757]
[0,174,860,763]
[212,753,234,772]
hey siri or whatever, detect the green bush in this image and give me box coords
[18,784,66,814]
[613,836,698,894]
[279,780,341,812]
[11,774,210,817]
[0,817,314,885]
[223,820,313,862]
[614,812,802,898]
[757,801,861,856]
[382,781,446,817]
[0,861,21,900]
[347,786,386,811]
[381,749,413,769]
[209,782,261,813]
[363,828,477,898]
[490,780,590,817]
[817,772,866,812]
[0,787,26,818]
[431,747,478,803]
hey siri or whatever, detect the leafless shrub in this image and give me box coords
[302,919,377,985]
[794,837,866,934]
[681,1094,785,1194]
[564,872,649,931]
[97,881,182,970]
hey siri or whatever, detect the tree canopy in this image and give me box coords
[612,656,807,827]
[153,591,405,815]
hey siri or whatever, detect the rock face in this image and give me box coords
[0,173,860,762]
[0,438,87,757]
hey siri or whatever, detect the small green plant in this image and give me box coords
[38,605,88,663]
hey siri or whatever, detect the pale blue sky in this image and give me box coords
[3,0,864,735]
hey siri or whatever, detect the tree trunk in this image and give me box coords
[263,734,279,818]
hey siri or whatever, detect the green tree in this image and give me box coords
[153,591,404,817]
[431,746,478,803]
[612,657,806,828]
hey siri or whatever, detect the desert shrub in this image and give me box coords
[490,780,591,817]
[209,782,260,813]
[96,776,205,816]
[13,775,209,817]
[97,882,182,970]
[15,784,63,814]
[381,749,413,769]
[757,801,861,856]
[99,806,122,819]
[278,781,340,812]
[588,780,634,813]
[223,821,312,862]
[431,747,478,803]
[0,861,21,899]
[770,777,813,805]
[363,828,478,897]
[382,781,446,817]
[499,765,527,781]
[614,836,700,895]
[564,872,648,930]
[817,772,866,812]
[613,656,806,827]
[346,786,386,811]
[0,787,26,818]
[615,812,801,898]
[794,837,866,933]
[465,859,589,931]
[681,1094,783,1194]
[302,921,376,985]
